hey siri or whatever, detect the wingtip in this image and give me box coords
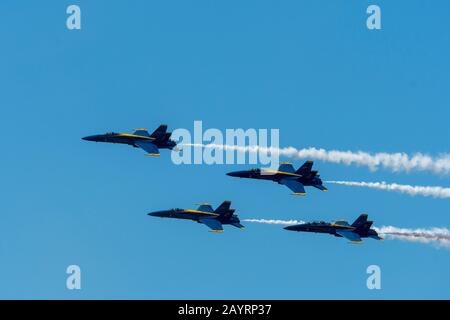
[209,230,224,233]
[292,192,306,196]
[145,153,161,157]
[350,241,364,244]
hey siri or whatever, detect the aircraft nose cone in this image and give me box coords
[82,135,96,142]
[226,171,245,178]
[148,210,169,217]
[284,225,296,231]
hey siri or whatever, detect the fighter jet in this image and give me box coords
[284,214,383,243]
[148,201,245,232]
[82,125,177,156]
[226,161,327,195]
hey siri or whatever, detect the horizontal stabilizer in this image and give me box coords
[313,184,328,192]
[231,222,245,229]
[369,234,383,240]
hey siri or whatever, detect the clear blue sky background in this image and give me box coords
[0,0,449,299]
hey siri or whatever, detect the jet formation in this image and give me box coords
[227,161,328,195]
[284,214,383,243]
[83,124,382,245]
[82,125,177,156]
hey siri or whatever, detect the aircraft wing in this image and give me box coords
[135,141,160,156]
[336,230,363,243]
[199,218,224,233]
[281,179,306,195]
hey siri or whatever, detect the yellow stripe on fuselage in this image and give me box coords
[330,224,354,229]
[183,209,219,216]
[117,133,155,140]
[261,170,302,177]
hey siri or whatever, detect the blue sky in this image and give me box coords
[0,0,449,299]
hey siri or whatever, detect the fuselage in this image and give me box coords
[148,208,241,225]
[226,169,323,186]
[284,222,352,237]
[284,222,380,239]
[82,132,176,149]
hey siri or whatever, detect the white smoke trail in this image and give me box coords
[326,180,450,199]
[244,219,450,249]
[185,144,450,175]
[375,226,450,249]
[243,219,305,225]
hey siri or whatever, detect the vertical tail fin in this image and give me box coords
[150,125,168,139]
[351,214,368,227]
[296,161,314,175]
[351,214,374,233]
[215,201,234,219]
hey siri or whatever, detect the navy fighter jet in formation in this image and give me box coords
[148,201,245,232]
[227,161,327,196]
[284,214,383,243]
[82,125,177,156]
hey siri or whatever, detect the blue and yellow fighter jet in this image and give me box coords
[226,161,327,196]
[148,201,245,232]
[82,125,177,156]
[284,214,383,244]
